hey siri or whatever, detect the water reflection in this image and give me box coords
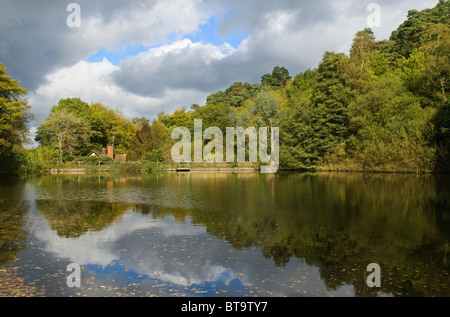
[1,173,449,297]
[0,179,30,267]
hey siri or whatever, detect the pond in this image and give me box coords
[0,172,449,297]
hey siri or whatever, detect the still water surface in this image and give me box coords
[0,172,449,297]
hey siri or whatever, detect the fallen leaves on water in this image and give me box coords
[0,267,45,297]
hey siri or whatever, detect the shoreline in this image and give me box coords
[48,167,260,174]
[45,166,448,175]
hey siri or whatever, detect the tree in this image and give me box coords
[401,23,450,105]
[51,97,90,117]
[433,98,450,171]
[190,104,200,111]
[0,62,32,173]
[168,107,192,130]
[251,90,280,127]
[129,120,172,161]
[281,69,318,169]
[350,28,376,70]
[206,82,261,108]
[50,98,103,154]
[35,109,92,164]
[390,0,450,59]
[25,145,59,173]
[347,74,436,171]
[309,52,353,161]
[206,90,226,105]
[261,66,291,89]
[47,98,135,154]
[225,82,246,107]
[132,117,150,130]
[89,103,135,154]
[193,103,230,131]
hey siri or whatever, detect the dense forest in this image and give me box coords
[0,0,449,174]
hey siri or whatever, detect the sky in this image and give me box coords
[0,0,439,128]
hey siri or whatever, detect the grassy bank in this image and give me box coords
[41,160,262,175]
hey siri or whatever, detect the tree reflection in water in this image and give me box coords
[1,173,449,297]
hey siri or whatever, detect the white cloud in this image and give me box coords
[114,39,237,96]
[32,209,236,287]
[78,0,210,51]
[28,57,209,124]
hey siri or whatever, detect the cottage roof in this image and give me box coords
[87,150,106,157]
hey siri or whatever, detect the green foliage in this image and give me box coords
[35,109,92,164]
[193,102,231,131]
[245,90,281,127]
[279,1,448,172]
[0,63,32,174]
[309,52,352,162]
[261,66,292,89]
[347,74,436,171]
[146,148,166,163]
[128,120,172,162]
[281,71,318,169]
[399,23,450,106]
[77,155,114,164]
[349,28,377,71]
[206,82,262,108]
[40,98,135,155]
[51,97,90,117]
[25,146,59,173]
[390,0,450,59]
[434,98,450,171]
[89,102,135,154]
[132,117,150,129]
[158,107,193,130]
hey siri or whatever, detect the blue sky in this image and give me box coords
[187,15,249,48]
[85,15,249,65]
[86,44,152,65]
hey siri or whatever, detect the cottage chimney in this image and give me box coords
[102,148,106,155]
[107,145,114,159]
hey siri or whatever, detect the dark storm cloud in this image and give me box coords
[112,40,227,97]
[211,0,340,33]
[1,1,76,89]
